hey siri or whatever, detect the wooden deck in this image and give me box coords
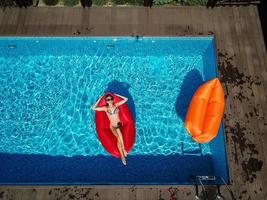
[0,6,266,200]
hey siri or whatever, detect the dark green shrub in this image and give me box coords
[81,0,92,7]
[43,0,59,5]
[138,0,144,4]
[25,0,34,6]
[0,0,14,9]
[112,0,142,5]
[128,0,143,5]
[63,0,79,6]
[112,0,124,4]
[143,0,152,6]
[153,0,172,4]
[93,0,108,6]
[182,0,207,5]
[14,0,33,7]
[33,0,40,6]
[153,0,207,5]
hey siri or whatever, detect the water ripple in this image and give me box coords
[0,39,212,157]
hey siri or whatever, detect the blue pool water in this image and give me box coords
[0,37,229,185]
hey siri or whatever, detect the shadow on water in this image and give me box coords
[105,80,136,121]
[0,153,216,184]
[80,92,88,122]
[175,69,204,122]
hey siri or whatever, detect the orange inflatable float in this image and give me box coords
[185,78,225,143]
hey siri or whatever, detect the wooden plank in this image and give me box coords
[0,8,13,34]
[243,6,267,196]
[61,7,74,35]
[234,7,266,199]
[247,6,267,106]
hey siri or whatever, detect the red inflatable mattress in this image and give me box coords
[95,93,136,157]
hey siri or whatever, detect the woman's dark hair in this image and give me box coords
[105,94,114,106]
[105,94,113,100]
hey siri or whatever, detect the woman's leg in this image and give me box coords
[115,128,127,157]
[117,140,126,165]
[110,125,126,165]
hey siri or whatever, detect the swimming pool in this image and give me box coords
[0,37,229,185]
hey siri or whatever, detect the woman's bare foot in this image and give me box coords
[121,157,127,165]
[123,149,128,157]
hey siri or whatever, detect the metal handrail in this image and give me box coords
[216,176,236,200]
[190,175,236,200]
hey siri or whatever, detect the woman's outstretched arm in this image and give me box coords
[115,93,128,107]
[91,95,106,111]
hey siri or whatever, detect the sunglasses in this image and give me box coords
[106,98,113,102]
